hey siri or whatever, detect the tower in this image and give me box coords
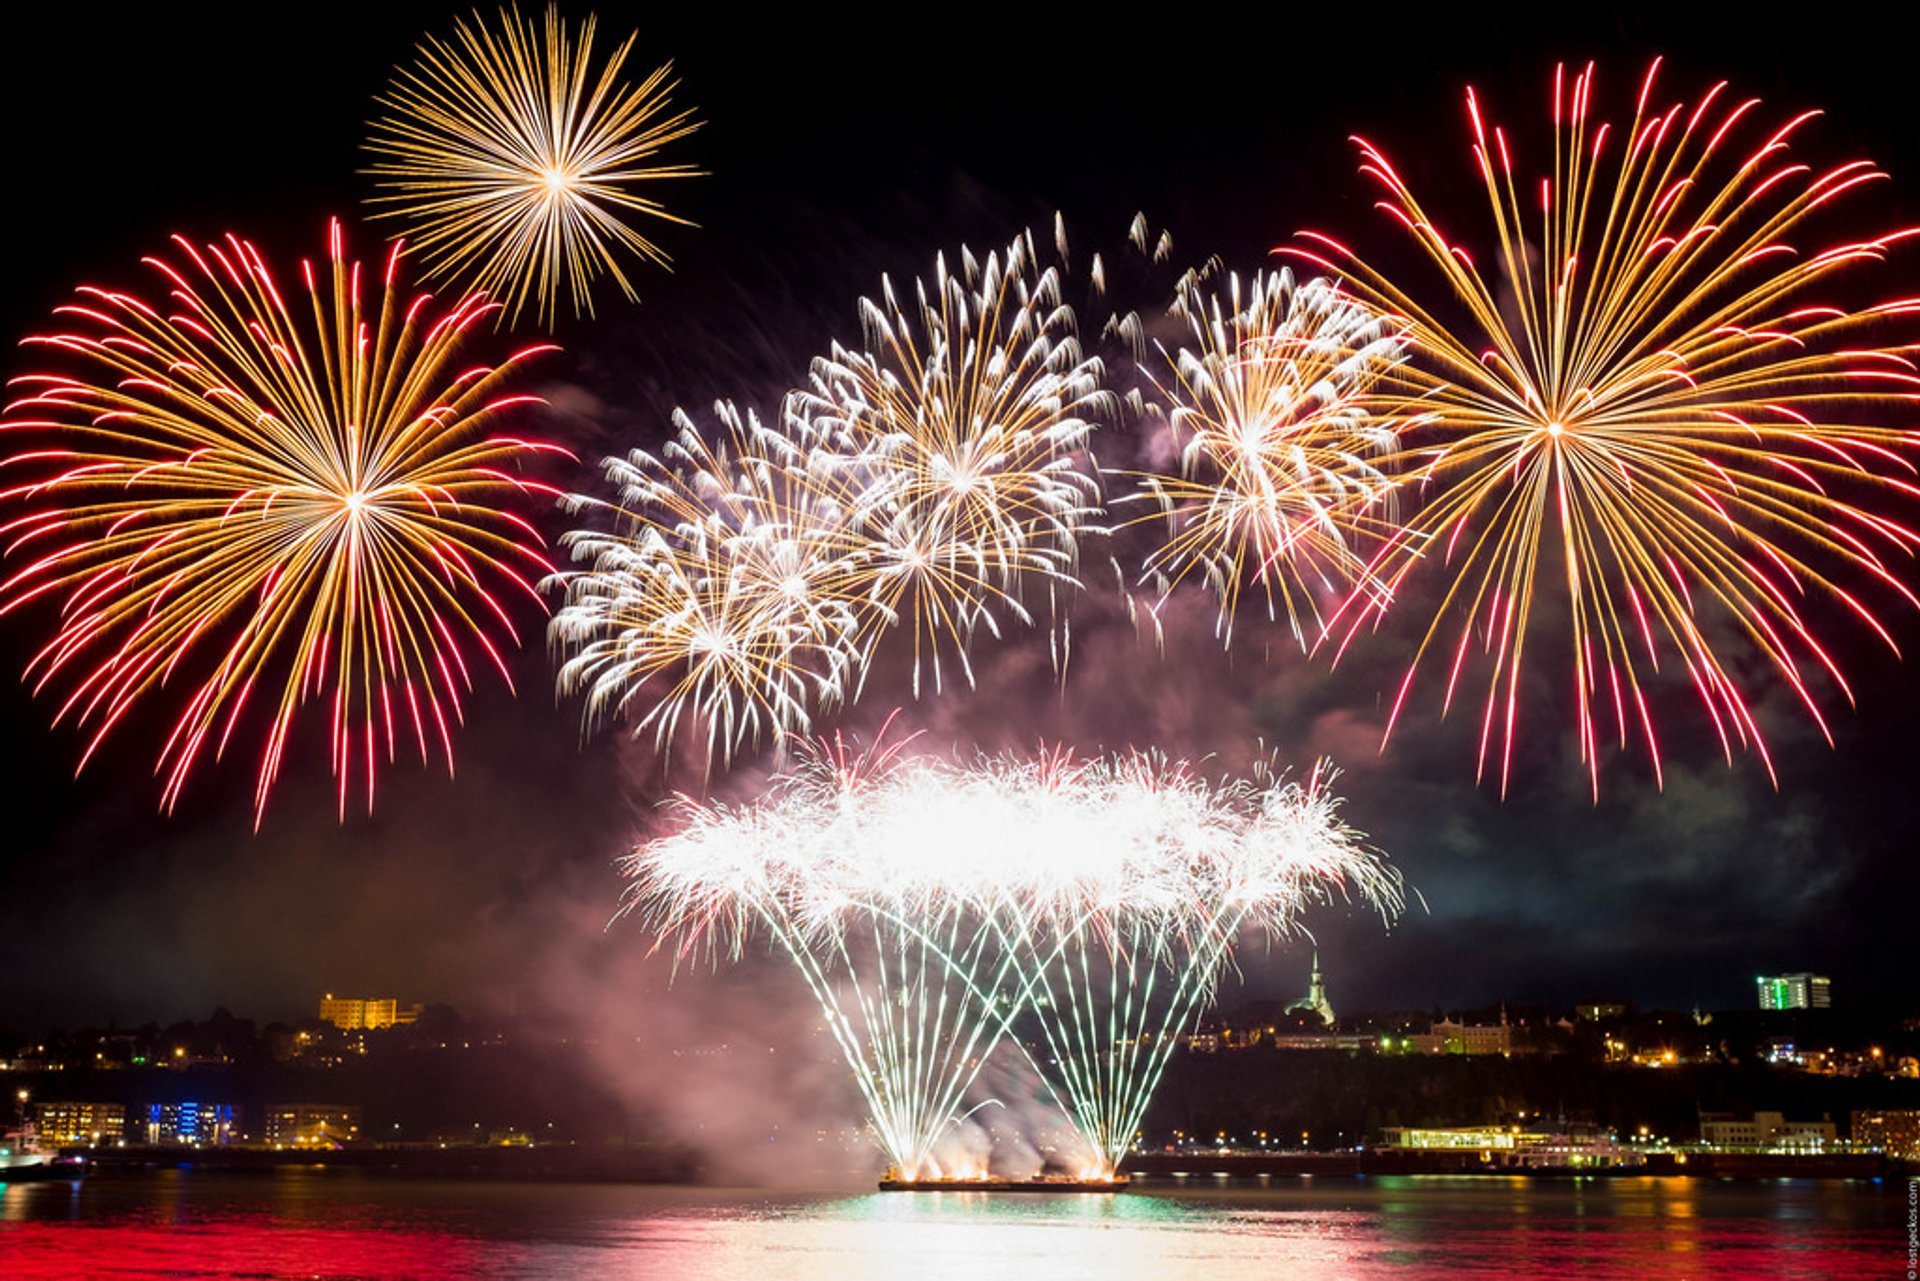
[1285,950,1336,1026]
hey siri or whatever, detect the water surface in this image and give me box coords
[0,1170,1905,1278]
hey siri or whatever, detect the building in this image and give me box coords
[1756,973,1831,1010]
[1698,1110,1836,1150]
[32,1102,126,1147]
[1265,1031,1381,1052]
[144,1102,235,1146]
[264,1104,362,1148]
[1851,1110,1920,1160]
[1574,1001,1628,1022]
[1283,952,1336,1027]
[317,995,423,1031]
[1405,1014,1513,1056]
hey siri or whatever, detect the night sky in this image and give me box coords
[2,5,1915,1036]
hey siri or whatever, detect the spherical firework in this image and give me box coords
[1133,267,1404,646]
[794,231,1111,694]
[0,221,564,822]
[1288,60,1920,793]
[549,403,865,763]
[628,731,1398,1179]
[366,4,702,328]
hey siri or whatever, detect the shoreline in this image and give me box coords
[42,1146,1913,1185]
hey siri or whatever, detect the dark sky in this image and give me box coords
[2,5,1915,1034]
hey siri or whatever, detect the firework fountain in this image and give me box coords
[627,730,1400,1184]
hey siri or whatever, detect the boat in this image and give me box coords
[1,1121,88,1183]
[878,1169,1129,1192]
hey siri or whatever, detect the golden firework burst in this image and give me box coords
[0,221,565,822]
[1289,60,1920,793]
[366,4,703,327]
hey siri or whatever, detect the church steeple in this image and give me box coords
[1285,949,1336,1026]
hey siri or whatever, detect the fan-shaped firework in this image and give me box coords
[628,731,1398,1179]
[549,403,864,762]
[1133,267,1404,645]
[0,221,564,822]
[1289,60,1920,793]
[794,231,1110,694]
[366,3,702,327]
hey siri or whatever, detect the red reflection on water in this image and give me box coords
[0,1222,518,1279]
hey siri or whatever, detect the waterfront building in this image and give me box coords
[31,1101,125,1147]
[1697,1110,1836,1150]
[264,1104,362,1147]
[1850,1110,1920,1159]
[144,1102,235,1146]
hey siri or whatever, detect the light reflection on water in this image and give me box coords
[0,1170,1901,1279]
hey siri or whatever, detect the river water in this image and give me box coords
[0,1170,1910,1278]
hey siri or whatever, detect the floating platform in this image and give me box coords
[878,1175,1130,1193]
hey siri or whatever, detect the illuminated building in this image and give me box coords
[32,1101,126,1147]
[318,995,423,1031]
[145,1102,235,1146]
[1283,951,1336,1026]
[1851,1110,1920,1159]
[264,1103,362,1147]
[1755,973,1831,1010]
[1574,1001,1627,1021]
[1697,1110,1835,1150]
[1266,1031,1381,1051]
[1406,1013,1513,1056]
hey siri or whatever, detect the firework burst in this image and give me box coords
[549,403,864,763]
[553,231,1110,765]
[366,3,702,327]
[1288,60,1920,793]
[0,221,565,822]
[794,231,1111,694]
[1132,267,1404,646]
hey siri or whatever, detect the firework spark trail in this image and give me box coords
[1129,267,1405,648]
[552,231,1110,764]
[986,755,1395,1175]
[1286,60,1920,795]
[627,728,1040,1178]
[0,220,565,823]
[366,3,703,327]
[625,734,1398,1178]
